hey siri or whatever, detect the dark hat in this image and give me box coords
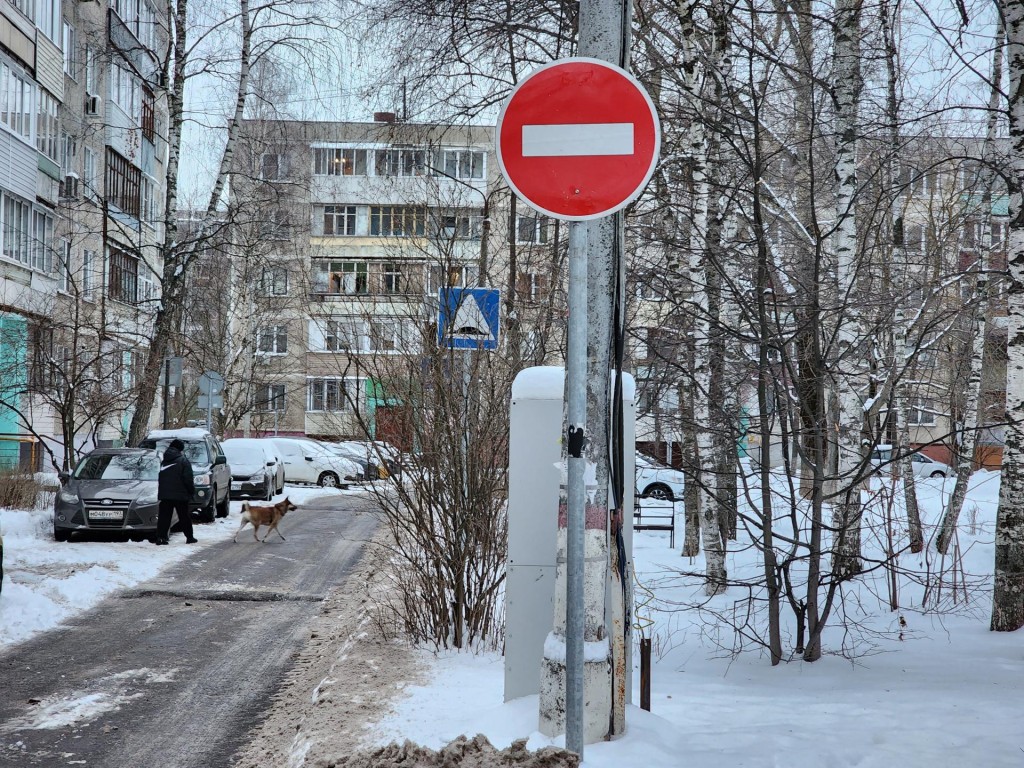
[169,438,186,450]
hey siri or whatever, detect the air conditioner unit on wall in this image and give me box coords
[85,94,101,116]
[61,174,79,199]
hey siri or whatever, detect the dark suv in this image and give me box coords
[138,428,231,522]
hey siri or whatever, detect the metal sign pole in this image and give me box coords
[565,220,588,757]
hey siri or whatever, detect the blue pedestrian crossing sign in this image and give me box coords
[438,288,500,350]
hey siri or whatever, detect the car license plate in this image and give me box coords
[88,508,124,520]
[231,482,242,490]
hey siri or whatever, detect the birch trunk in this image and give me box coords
[677,0,726,593]
[991,0,1024,632]
[829,0,866,579]
[937,21,1003,554]
[128,0,253,444]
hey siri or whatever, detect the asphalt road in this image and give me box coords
[0,493,379,768]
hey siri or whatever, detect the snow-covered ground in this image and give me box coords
[0,485,356,646]
[3,471,1021,767]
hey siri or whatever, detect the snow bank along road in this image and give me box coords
[0,493,379,767]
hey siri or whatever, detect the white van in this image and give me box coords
[261,437,361,488]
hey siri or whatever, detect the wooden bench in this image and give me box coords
[633,499,676,548]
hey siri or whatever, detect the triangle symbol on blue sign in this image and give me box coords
[452,295,494,341]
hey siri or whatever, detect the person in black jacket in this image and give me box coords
[156,438,197,545]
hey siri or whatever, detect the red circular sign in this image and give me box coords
[495,58,661,221]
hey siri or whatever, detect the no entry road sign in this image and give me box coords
[495,57,660,221]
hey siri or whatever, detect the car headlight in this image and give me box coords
[249,471,266,482]
[58,488,80,504]
[195,473,211,485]
[137,491,159,505]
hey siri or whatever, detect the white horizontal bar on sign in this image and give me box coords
[521,123,634,157]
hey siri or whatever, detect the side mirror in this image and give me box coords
[58,471,70,484]
[214,455,227,465]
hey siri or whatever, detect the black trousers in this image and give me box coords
[158,499,193,540]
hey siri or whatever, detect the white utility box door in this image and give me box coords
[504,365,635,702]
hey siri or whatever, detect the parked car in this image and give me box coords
[222,439,285,500]
[636,452,686,502]
[138,428,231,522]
[347,440,403,478]
[870,444,951,478]
[316,441,380,480]
[53,448,175,541]
[262,437,362,487]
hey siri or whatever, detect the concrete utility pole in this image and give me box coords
[536,0,635,757]
[578,0,634,743]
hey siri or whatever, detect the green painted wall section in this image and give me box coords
[0,312,28,468]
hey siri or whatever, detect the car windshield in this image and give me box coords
[143,438,211,465]
[74,453,159,480]
[223,444,265,464]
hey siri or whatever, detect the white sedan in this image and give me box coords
[636,453,686,501]
[870,445,952,478]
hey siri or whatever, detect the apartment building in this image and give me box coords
[225,117,511,446]
[0,0,167,469]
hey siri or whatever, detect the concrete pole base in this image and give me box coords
[538,640,612,744]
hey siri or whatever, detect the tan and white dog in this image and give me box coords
[233,497,298,543]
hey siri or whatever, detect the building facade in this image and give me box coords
[0,0,167,470]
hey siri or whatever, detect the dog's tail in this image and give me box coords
[240,501,250,516]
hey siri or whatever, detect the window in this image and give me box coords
[31,210,54,272]
[141,87,155,140]
[433,149,484,180]
[82,249,95,298]
[900,166,938,198]
[313,147,367,176]
[138,262,156,308]
[257,325,288,354]
[60,131,76,175]
[321,204,356,236]
[369,206,425,237]
[28,323,53,393]
[141,176,158,225]
[260,266,288,296]
[112,0,140,35]
[370,320,400,352]
[57,239,71,291]
[310,318,363,352]
[259,209,291,239]
[328,262,367,295]
[908,397,937,426]
[139,0,156,50]
[108,246,139,304]
[516,270,547,300]
[2,193,31,265]
[255,383,285,411]
[383,263,402,293]
[428,264,476,293]
[516,216,549,244]
[375,148,425,177]
[324,320,343,351]
[62,20,77,78]
[0,60,35,140]
[84,45,99,95]
[307,377,354,412]
[34,0,59,42]
[111,63,139,122]
[435,212,482,240]
[105,148,142,218]
[36,90,59,161]
[83,147,97,198]
[260,153,284,180]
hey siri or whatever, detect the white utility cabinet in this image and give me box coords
[504,366,635,702]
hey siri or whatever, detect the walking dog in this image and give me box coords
[233,497,298,543]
